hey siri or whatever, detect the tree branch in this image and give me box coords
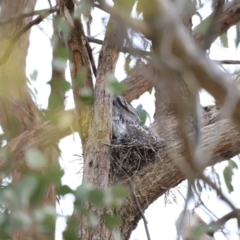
[0,106,237,238]
[194,0,240,48]
[122,64,153,102]
[120,119,240,238]
[58,0,94,141]
[0,102,222,172]
[0,6,57,66]
[0,7,57,26]
[86,36,150,56]
[119,0,240,102]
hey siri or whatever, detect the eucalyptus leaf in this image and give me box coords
[25,148,46,170]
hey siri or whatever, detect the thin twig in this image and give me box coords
[86,36,150,56]
[87,37,240,64]
[129,181,151,240]
[47,0,53,8]
[0,7,57,66]
[215,60,240,65]
[0,7,58,26]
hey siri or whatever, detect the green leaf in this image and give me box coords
[79,88,94,104]
[148,87,153,95]
[223,167,233,192]
[103,214,122,229]
[196,179,202,193]
[135,104,147,124]
[48,94,62,110]
[63,216,79,240]
[223,160,238,193]
[87,212,99,227]
[229,159,238,170]
[220,32,228,48]
[75,183,92,203]
[54,46,68,60]
[110,185,129,199]
[30,70,38,81]
[194,18,212,35]
[14,176,38,207]
[235,23,240,48]
[124,54,133,75]
[58,185,74,196]
[63,229,79,240]
[52,58,67,71]
[88,189,105,206]
[56,17,71,40]
[46,166,64,185]
[75,71,87,88]
[106,74,127,95]
[25,148,46,170]
[191,224,210,240]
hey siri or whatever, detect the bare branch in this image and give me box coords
[215,60,240,65]
[122,64,153,102]
[0,7,57,26]
[194,0,240,48]
[87,36,150,56]
[208,209,240,231]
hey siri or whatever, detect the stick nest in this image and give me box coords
[110,137,164,181]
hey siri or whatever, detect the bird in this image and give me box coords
[112,96,161,142]
[110,96,164,179]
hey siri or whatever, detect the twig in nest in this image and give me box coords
[110,138,163,181]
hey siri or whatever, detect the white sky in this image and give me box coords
[24,0,240,239]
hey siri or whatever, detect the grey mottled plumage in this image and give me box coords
[112,96,161,142]
[111,96,164,180]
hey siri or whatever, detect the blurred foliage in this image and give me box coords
[235,23,240,48]
[135,104,151,124]
[106,74,127,96]
[223,159,238,193]
[0,147,128,239]
[220,32,229,48]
